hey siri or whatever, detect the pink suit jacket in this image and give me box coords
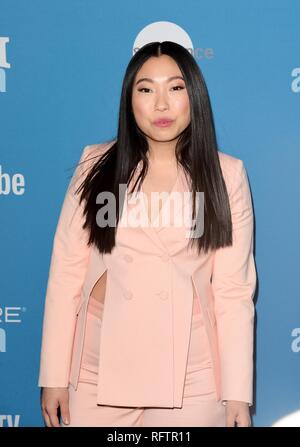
[38,140,257,408]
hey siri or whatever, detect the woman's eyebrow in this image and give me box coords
[135,75,184,85]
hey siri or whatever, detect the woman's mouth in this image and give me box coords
[153,119,174,127]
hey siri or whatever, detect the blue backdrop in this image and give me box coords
[0,0,299,427]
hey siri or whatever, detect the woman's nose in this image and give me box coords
[154,93,169,110]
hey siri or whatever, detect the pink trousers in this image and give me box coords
[61,296,226,427]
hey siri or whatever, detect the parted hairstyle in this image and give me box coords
[74,41,232,255]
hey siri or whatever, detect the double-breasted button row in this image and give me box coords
[122,253,171,263]
[123,288,169,301]
[121,251,169,301]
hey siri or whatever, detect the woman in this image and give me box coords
[38,41,256,427]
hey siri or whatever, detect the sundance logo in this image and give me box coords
[133,21,214,61]
[0,37,10,93]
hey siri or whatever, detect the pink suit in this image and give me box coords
[38,140,256,425]
[60,294,226,427]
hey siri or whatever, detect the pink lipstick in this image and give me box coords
[153,118,174,127]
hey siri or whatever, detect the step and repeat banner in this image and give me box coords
[0,0,299,427]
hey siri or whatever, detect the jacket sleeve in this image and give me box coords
[37,145,94,387]
[211,159,257,406]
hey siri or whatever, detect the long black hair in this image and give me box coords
[75,41,232,255]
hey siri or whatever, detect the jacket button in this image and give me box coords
[123,289,133,300]
[123,254,133,263]
[156,290,168,300]
[160,254,170,262]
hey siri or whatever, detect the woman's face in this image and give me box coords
[132,54,191,143]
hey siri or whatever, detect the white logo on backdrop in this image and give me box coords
[291,67,300,93]
[0,328,6,352]
[0,415,20,427]
[133,21,214,60]
[133,21,193,54]
[0,306,24,353]
[272,409,300,427]
[291,327,300,352]
[0,37,11,93]
[0,166,25,195]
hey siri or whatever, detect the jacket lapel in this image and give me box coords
[123,162,194,256]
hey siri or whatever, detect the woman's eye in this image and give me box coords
[171,85,185,91]
[137,85,185,93]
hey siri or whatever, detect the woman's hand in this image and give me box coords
[40,387,70,427]
[225,400,252,427]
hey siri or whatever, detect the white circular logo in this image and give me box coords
[133,21,194,55]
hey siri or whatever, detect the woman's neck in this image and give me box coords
[146,141,177,166]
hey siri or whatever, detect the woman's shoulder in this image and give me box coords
[84,139,116,160]
[217,149,245,193]
[71,140,116,191]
